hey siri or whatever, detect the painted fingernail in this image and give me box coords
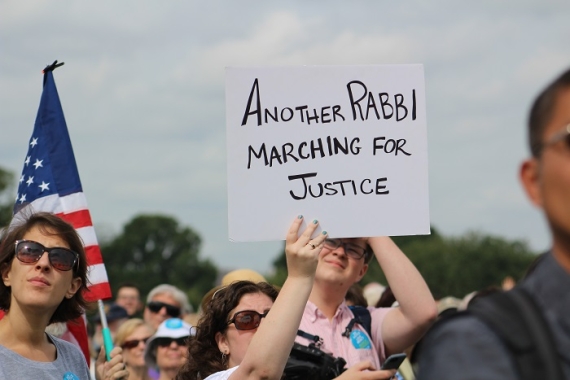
[298,215,303,219]
[322,231,327,235]
[313,219,318,224]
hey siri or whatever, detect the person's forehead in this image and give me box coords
[129,324,154,339]
[232,292,273,313]
[118,287,140,297]
[341,238,367,246]
[22,226,69,249]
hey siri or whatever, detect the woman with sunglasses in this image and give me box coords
[115,318,155,380]
[0,212,127,379]
[176,216,330,380]
[145,317,193,380]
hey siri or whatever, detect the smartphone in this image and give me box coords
[380,353,407,370]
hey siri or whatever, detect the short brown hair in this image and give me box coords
[0,212,89,324]
[529,67,570,157]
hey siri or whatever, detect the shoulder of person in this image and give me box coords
[415,311,518,380]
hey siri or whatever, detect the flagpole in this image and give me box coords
[97,300,115,361]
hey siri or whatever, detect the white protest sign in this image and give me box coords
[226,65,429,242]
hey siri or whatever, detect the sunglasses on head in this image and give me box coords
[155,337,188,348]
[227,310,268,330]
[14,240,79,272]
[121,336,151,349]
[146,301,181,318]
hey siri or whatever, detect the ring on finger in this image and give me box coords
[307,242,316,249]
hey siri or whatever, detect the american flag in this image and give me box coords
[11,63,112,363]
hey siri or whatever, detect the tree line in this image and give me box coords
[0,165,538,309]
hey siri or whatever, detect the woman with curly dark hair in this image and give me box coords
[176,216,327,380]
[0,212,126,379]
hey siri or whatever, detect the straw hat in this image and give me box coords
[200,269,267,313]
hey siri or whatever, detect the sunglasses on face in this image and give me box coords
[146,301,181,318]
[155,337,188,348]
[227,310,269,330]
[14,240,79,272]
[121,337,151,349]
[323,239,367,260]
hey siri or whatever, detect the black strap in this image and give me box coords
[342,318,357,337]
[347,305,372,337]
[468,287,563,380]
[297,329,323,348]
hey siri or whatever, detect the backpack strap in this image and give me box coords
[297,329,323,348]
[468,287,563,380]
[347,305,372,338]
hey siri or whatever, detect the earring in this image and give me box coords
[221,351,228,366]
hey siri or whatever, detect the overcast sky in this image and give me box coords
[2,1,570,276]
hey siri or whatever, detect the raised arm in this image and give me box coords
[231,216,327,380]
[369,236,437,355]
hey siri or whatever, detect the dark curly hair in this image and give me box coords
[0,212,89,324]
[176,281,279,380]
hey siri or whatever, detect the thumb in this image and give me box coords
[96,345,106,364]
[353,360,375,371]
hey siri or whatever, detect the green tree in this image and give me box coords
[0,167,15,228]
[100,214,217,310]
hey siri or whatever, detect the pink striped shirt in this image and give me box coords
[296,301,390,370]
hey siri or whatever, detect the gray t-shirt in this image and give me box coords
[0,333,91,380]
[417,251,570,379]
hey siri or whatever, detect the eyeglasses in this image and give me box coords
[155,337,188,348]
[121,337,151,349]
[14,240,79,272]
[323,239,368,260]
[146,301,181,318]
[227,310,268,330]
[541,123,570,152]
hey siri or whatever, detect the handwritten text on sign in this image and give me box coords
[226,65,429,242]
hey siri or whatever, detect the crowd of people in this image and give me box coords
[0,66,569,379]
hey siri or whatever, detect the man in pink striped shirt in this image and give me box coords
[296,236,437,377]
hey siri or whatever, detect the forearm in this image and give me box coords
[369,237,437,351]
[236,276,313,380]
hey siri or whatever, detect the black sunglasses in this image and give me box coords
[155,337,188,348]
[323,239,368,260]
[121,336,151,349]
[146,301,181,318]
[14,240,79,272]
[227,310,269,330]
